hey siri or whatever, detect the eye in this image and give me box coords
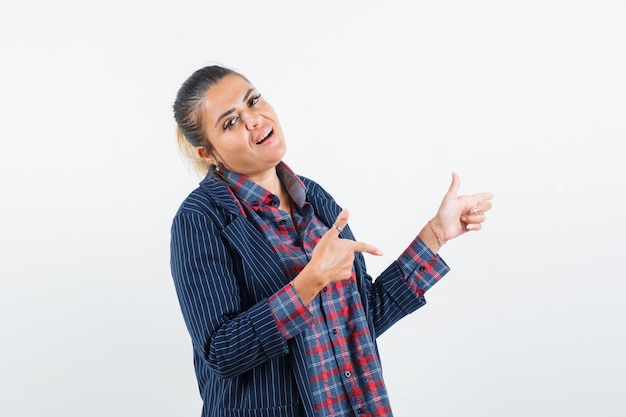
[248,94,261,106]
[223,117,238,130]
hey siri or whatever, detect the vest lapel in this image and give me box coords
[201,173,289,300]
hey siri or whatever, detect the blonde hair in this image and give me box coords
[176,126,211,175]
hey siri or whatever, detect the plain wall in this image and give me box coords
[1,1,625,416]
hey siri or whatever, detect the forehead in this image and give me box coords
[203,74,254,110]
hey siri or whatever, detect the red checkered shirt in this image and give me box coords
[224,163,447,417]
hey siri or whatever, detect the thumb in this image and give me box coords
[447,171,461,197]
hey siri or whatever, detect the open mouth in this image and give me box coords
[256,129,273,145]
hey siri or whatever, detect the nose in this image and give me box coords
[241,110,262,130]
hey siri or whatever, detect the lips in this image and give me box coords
[255,128,273,145]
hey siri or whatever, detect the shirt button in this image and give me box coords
[344,371,351,378]
[279,219,287,225]
[418,266,426,272]
[332,329,337,335]
[357,407,365,414]
[323,287,328,292]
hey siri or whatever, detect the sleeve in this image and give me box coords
[358,234,450,337]
[300,176,451,338]
[268,283,314,340]
[396,235,450,295]
[170,211,290,379]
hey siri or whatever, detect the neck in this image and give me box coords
[250,168,280,194]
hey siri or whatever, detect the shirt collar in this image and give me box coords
[220,161,306,208]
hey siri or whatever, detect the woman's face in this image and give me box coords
[200,74,287,180]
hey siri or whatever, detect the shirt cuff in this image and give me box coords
[268,282,313,340]
[397,236,450,295]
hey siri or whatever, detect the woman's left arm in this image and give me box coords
[365,172,493,335]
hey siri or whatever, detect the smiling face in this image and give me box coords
[198,74,287,181]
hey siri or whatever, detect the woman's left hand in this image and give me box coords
[431,172,494,242]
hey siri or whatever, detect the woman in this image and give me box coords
[170,65,493,417]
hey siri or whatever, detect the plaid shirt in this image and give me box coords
[224,163,446,417]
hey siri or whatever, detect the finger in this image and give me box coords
[461,213,485,227]
[351,241,384,256]
[467,200,492,216]
[446,171,461,196]
[466,222,482,231]
[464,193,493,215]
[330,208,350,235]
[474,191,494,202]
[478,200,493,213]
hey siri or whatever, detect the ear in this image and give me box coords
[196,146,213,163]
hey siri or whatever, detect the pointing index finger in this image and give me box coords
[476,192,494,202]
[351,241,384,257]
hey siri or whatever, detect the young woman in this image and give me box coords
[170,65,493,417]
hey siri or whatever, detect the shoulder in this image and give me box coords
[299,175,335,200]
[175,187,216,216]
[173,173,240,225]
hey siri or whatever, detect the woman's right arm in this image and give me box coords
[170,211,289,378]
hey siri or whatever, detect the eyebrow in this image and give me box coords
[214,88,256,127]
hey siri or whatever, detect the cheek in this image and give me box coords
[211,132,249,156]
[259,102,277,117]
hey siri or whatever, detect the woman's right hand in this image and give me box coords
[292,209,382,304]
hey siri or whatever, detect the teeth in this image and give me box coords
[257,129,272,144]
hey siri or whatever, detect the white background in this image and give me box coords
[1,1,625,416]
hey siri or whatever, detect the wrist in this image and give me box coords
[428,219,447,246]
[292,266,326,305]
